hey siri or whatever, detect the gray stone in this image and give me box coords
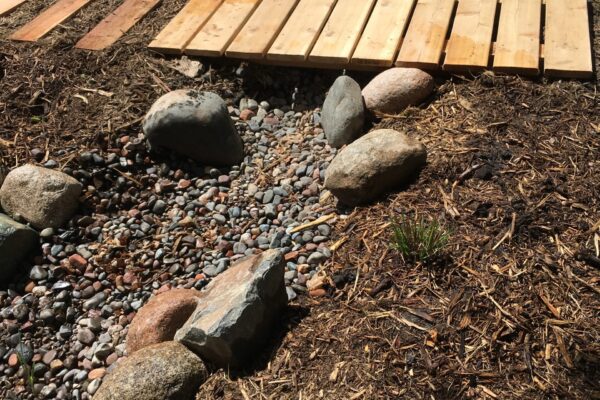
[143,90,244,166]
[0,214,39,282]
[0,165,82,229]
[325,129,427,206]
[175,250,287,368]
[92,342,206,400]
[321,76,365,148]
[362,68,435,115]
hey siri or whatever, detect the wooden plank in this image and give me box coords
[444,0,497,71]
[544,0,592,78]
[266,0,337,62]
[351,0,416,67]
[75,0,161,50]
[9,0,91,41]
[185,0,261,56]
[225,0,298,59]
[148,0,222,54]
[493,0,541,75]
[0,0,27,17]
[395,0,456,69]
[308,0,377,64]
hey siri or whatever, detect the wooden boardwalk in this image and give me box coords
[3,0,594,78]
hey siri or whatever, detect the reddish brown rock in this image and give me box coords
[126,289,201,354]
[89,367,106,380]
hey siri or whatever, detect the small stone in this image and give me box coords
[77,328,95,345]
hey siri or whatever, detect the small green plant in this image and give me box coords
[390,215,450,263]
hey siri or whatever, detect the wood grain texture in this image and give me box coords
[75,0,161,50]
[444,0,497,71]
[148,0,222,54]
[185,0,261,56]
[493,0,541,75]
[10,0,91,41]
[352,0,416,67]
[395,0,456,69]
[308,0,376,64]
[544,0,592,78]
[267,0,337,62]
[0,0,27,17]
[225,0,298,59]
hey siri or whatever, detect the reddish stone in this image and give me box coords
[69,254,87,268]
[194,274,205,281]
[239,109,255,121]
[284,251,299,261]
[50,359,64,372]
[105,353,119,366]
[8,353,18,367]
[309,288,327,297]
[122,271,136,285]
[88,367,106,380]
[32,354,42,363]
[92,281,103,291]
[178,179,192,190]
[155,284,172,295]
[126,289,201,354]
[24,281,35,293]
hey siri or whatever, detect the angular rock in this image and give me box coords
[362,68,434,115]
[175,249,286,368]
[321,76,365,148]
[324,129,427,206]
[0,214,39,282]
[143,90,243,166]
[92,342,206,400]
[0,165,82,229]
[126,289,201,354]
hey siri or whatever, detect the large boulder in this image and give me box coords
[362,68,434,115]
[324,129,427,206]
[143,90,243,166]
[0,214,39,282]
[93,342,206,400]
[321,76,365,148]
[126,289,201,354]
[0,165,82,229]
[175,249,287,368]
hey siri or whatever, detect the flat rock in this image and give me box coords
[126,289,201,354]
[0,214,39,282]
[0,165,82,229]
[92,342,206,400]
[143,90,243,166]
[175,249,287,368]
[362,68,434,115]
[321,76,365,148]
[324,129,427,206]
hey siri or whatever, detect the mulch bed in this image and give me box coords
[1,1,599,399]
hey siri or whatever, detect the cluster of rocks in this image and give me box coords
[0,67,436,399]
[321,68,433,205]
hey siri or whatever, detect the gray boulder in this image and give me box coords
[321,76,365,148]
[362,68,434,115]
[92,342,206,400]
[175,249,286,368]
[0,214,39,282]
[0,165,82,229]
[143,90,243,166]
[324,129,427,206]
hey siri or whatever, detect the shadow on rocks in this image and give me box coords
[213,304,310,379]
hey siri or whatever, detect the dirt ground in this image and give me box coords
[1,1,599,399]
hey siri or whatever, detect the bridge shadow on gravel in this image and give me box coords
[216,304,310,379]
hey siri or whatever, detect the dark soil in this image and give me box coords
[1,1,599,399]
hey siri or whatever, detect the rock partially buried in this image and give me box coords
[126,289,201,354]
[175,249,287,368]
[143,90,244,166]
[324,129,427,206]
[321,76,365,148]
[362,68,434,115]
[0,165,82,229]
[0,214,39,282]
[92,342,206,400]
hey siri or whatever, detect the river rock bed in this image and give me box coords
[0,92,347,399]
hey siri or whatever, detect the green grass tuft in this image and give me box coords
[390,215,450,264]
